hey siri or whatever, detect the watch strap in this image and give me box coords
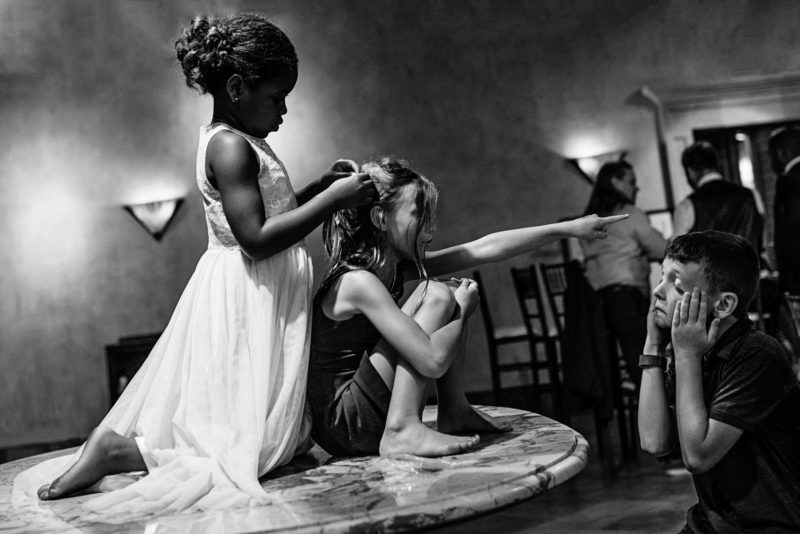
[639,354,666,370]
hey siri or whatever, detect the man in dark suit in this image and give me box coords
[769,127,800,295]
[672,141,763,254]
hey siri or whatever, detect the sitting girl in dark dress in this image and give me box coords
[307,157,627,458]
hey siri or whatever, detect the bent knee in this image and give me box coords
[418,280,456,315]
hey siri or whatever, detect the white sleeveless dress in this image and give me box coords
[13,124,314,517]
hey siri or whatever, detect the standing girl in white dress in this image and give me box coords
[18,13,375,515]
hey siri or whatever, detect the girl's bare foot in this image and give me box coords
[38,427,145,500]
[438,405,513,435]
[379,420,479,457]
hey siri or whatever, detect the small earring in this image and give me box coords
[232,97,239,103]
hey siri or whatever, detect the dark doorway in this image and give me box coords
[693,119,800,268]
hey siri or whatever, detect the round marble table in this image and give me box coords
[0,406,588,533]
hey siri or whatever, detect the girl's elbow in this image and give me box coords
[242,248,268,262]
[240,240,279,261]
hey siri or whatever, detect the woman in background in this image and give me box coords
[581,161,666,389]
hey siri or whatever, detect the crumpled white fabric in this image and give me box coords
[13,124,314,521]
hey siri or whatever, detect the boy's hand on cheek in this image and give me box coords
[671,288,720,362]
[643,296,667,354]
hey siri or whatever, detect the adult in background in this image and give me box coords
[768,127,800,295]
[675,140,800,373]
[581,161,667,388]
[672,141,763,253]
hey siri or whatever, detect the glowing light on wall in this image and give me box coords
[567,149,628,183]
[123,198,184,241]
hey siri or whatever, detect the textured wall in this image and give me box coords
[3,0,800,446]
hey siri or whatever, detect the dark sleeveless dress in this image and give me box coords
[307,265,406,456]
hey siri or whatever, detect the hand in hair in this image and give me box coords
[331,159,359,173]
[320,159,359,188]
[570,213,629,240]
[326,173,378,209]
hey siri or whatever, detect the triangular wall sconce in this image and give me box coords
[568,150,628,183]
[124,198,184,241]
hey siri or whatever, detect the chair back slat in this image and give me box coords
[510,266,548,338]
[540,262,569,337]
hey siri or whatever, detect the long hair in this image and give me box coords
[321,157,438,287]
[583,160,633,216]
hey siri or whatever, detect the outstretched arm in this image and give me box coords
[422,213,628,278]
[209,135,375,260]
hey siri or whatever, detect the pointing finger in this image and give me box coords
[600,214,630,225]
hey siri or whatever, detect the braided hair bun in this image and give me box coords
[175,13,297,94]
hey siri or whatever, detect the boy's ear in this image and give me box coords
[712,291,739,320]
[370,205,386,230]
[226,74,244,103]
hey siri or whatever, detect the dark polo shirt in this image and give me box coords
[667,319,800,533]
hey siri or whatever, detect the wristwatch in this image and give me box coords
[639,354,667,370]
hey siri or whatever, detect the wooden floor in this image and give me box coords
[432,445,695,533]
[433,391,698,534]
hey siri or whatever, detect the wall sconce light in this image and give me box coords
[567,149,628,183]
[123,198,184,241]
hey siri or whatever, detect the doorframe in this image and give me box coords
[651,71,800,210]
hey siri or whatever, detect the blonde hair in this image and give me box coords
[321,157,438,286]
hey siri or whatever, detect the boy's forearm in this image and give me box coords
[674,355,710,460]
[638,367,674,455]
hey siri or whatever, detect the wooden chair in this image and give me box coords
[509,265,567,421]
[473,270,530,402]
[539,261,638,474]
[105,333,160,407]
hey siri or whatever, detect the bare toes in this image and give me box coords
[37,484,51,500]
